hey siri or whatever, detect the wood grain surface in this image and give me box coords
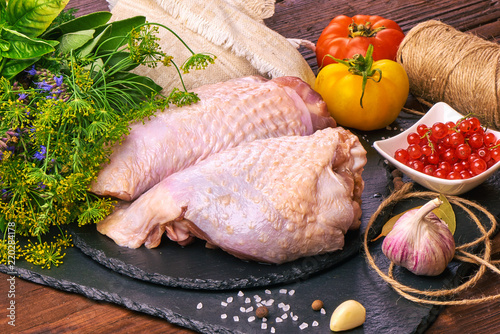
[1,0,500,333]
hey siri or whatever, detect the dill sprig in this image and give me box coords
[0,9,214,268]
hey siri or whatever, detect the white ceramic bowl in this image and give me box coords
[373,102,500,195]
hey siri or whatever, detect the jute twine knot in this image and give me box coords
[363,182,500,305]
[397,20,500,129]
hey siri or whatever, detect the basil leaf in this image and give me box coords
[42,11,112,39]
[96,16,146,54]
[2,57,39,79]
[0,28,54,59]
[7,0,69,37]
[57,29,95,54]
[76,25,111,58]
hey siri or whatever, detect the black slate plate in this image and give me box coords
[70,137,390,290]
[2,190,495,334]
[4,112,500,333]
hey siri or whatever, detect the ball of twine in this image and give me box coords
[397,20,500,129]
[363,182,500,305]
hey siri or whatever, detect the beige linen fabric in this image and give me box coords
[107,0,316,92]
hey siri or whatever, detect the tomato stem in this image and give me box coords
[326,44,382,108]
[348,21,386,38]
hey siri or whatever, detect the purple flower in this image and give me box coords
[35,81,53,91]
[54,75,63,87]
[18,92,28,100]
[25,65,37,76]
[33,145,47,161]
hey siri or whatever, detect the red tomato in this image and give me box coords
[316,15,405,68]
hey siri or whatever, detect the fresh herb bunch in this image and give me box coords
[0,3,215,269]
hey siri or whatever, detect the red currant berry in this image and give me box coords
[458,119,472,133]
[442,149,458,164]
[423,164,437,176]
[438,161,452,174]
[470,158,487,175]
[491,147,500,162]
[417,124,429,137]
[433,168,447,179]
[394,148,409,164]
[468,133,484,149]
[427,153,440,165]
[449,132,464,148]
[407,132,421,145]
[476,147,491,162]
[431,122,448,140]
[460,170,473,179]
[407,144,422,160]
[455,143,472,160]
[447,171,462,180]
[484,133,497,147]
[468,117,481,132]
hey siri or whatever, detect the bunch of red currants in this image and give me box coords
[394,116,500,179]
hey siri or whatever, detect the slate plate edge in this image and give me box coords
[0,264,243,334]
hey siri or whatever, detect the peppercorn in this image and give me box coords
[312,299,324,311]
[256,306,269,318]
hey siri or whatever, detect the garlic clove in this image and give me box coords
[382,197,455,276]
[330,299,366,332]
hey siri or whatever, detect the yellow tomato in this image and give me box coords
[315,59,409,131]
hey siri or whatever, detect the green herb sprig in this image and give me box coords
[0,4,215,268]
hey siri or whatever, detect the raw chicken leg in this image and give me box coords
[97,127,367,264]
[90,76,335,201]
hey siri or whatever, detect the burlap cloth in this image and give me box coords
[107,0,316,92]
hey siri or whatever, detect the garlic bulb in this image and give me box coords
[381,197,455,276]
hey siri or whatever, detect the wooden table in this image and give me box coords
[1,0,499,333]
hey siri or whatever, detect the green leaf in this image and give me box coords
[371,195,456,241]
[7,0,70,37]
[57,29,95,54]
[0,28,54,59]
[41,11,112,39]
[0,39,9,51]
[95,16,146,54]
[76,25,111,58]
[1,57,39,79]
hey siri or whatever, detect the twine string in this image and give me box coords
[363,182,500,305]
[396,20,500,129]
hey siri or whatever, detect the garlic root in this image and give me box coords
[330,299,366,332]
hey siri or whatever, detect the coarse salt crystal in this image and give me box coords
[256,302,263,308]
[292,315,299,321]
[265,299,275,306]
[261,323,268,330]
[238,291,244,297]
[279,289,287,294]
[282,304,290,312]
[270,327,276,333]
[221,301,227,307]
[321,308,326,315]
[246,306,254,313]
[288,290,295,296]
[281,313,288,320]
[312,321,319,327]
[240,307,246,312]
[299,322,309,330]
[233,316,239,322]
[221,314,227,319]
[265,289,272,294]
[275,317,283,323]
[227,297,233,303]
[278,302,285,309]
[196,303,203,310]
[245,297,251,304]
[248,316,256,322]
[254,295,262,302]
